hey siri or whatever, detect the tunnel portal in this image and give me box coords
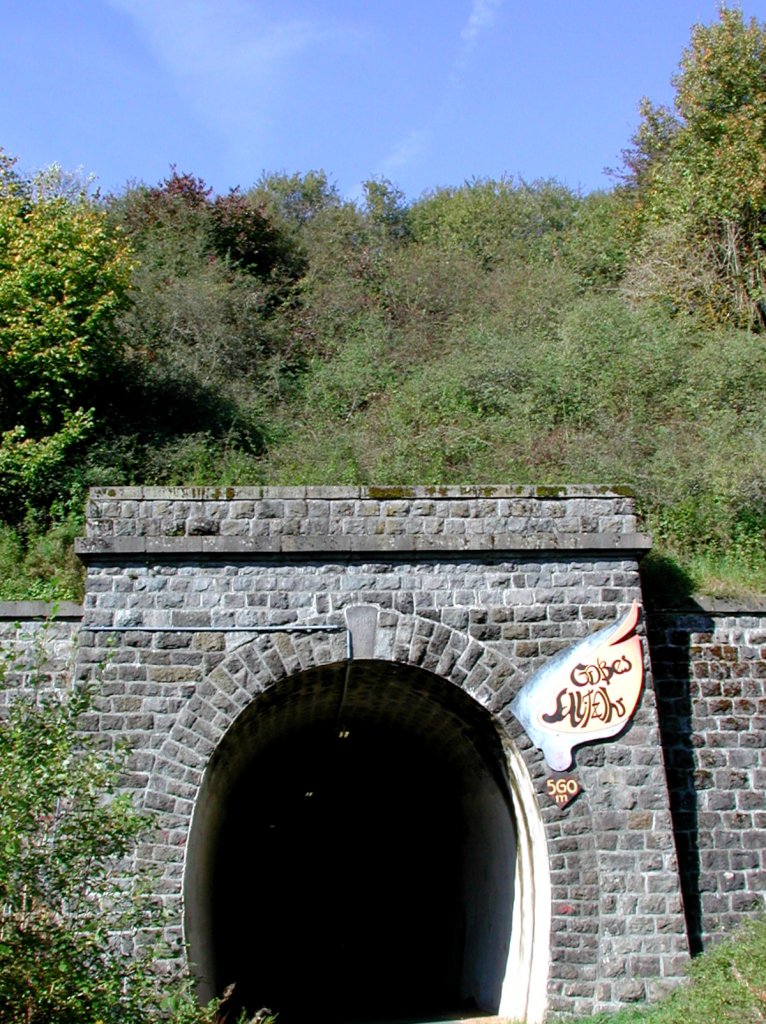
[185,661,517,1024]
[77,485,691,1019]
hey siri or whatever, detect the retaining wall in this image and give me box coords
[648,603,766,954]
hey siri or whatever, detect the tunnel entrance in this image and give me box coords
[185,660,536,1024]
[217,726,466,1021]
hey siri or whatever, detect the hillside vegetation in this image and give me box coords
[570,916,766,1024]
[2,8,766,602]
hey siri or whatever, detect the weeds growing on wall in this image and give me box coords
[0,517,84,601]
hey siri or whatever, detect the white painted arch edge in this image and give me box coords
[499,738,552,1023]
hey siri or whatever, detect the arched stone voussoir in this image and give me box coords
[154,626,348,790]
[379,608,521,707]
[231,626,347,684]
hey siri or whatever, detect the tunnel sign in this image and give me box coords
[545,773,581,808]
[511,602,644,771]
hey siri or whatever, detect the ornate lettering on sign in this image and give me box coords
[542,684,626,730]
[511,602,644,771]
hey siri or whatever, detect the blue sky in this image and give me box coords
[3,1,766,201]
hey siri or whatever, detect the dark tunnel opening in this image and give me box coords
[185,662,517,1024]
[215,727,464,1021]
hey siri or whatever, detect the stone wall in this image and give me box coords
[3,591,762,985]
[0,601,81,698]
[73,486,689,1019]
[647,602,766,954]
[82,485,640,546]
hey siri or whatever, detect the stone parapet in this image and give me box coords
[83,485,640,543]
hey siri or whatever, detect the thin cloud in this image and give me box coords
[379,129,430,176]
[108,0,323,78]
[376,1,502,185]
[461,0,503,51]
[105,0,367,138]
[448,0,504,90]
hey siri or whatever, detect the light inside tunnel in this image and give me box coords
[184,661,523,1024]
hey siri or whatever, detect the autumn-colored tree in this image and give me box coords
[0,153,134,520]
[624,8,766,326]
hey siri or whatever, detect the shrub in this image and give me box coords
[0,645,214,1023]
[0,517,84,602]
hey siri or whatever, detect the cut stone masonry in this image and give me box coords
[1,487,763,1021]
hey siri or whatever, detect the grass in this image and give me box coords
[640,547,766,609]
[683,550,766,601]
[564,917,766,1024]
[0,518,84,602]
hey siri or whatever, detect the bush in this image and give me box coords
[0,646,214,1023]
[0,517,84,601]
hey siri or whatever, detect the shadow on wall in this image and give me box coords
[639,553,697,612]
[648,610,710,956]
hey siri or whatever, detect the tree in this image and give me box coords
[361,177,408,242]
[623,8,766,326]
[0,155,133,432]
[247,170,341,230]
[210,189,303,280]
[0,151,134,522]
[112,169,303,377]
[407,177,578,268]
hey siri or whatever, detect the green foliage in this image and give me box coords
[113,169,300,383]
[624,9,766,326]
[362,176,408,241]
[0,151,133,529]
[0,409,92,524]
[617,97,679,196]
[300,318,396,421]
[408,176,579,267]
[98,168,303,495]
[0,517,83,601]
[6,8,766,605]
[210,189,304,280]
[567,916,766,1024]
[118,246,276,389]
[673,9,766,223]
[559,190,631,290]
[247,169,342,229]
[138,431,266,487]
[0,686,145,1023]
[0,153,133,432]
[262,288,766,601]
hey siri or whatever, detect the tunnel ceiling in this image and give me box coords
[204,658,510,797]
